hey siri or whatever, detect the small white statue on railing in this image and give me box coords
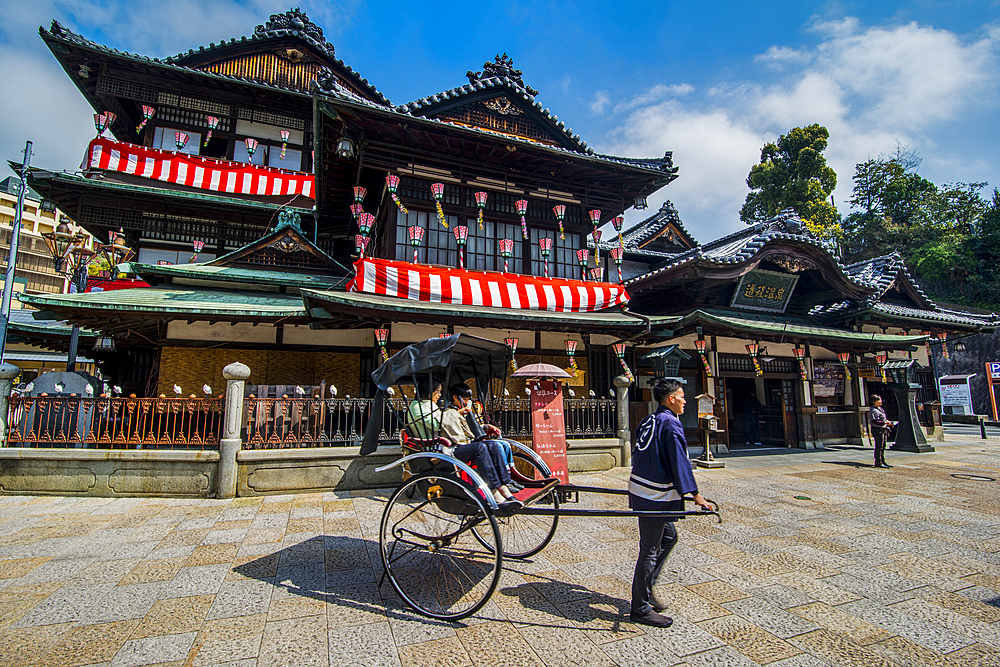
[173,384,182,397]
[568,388,576,397]
[85,385,93,396]
[54,382,65,394]
[330,385,337,396]
[295,386,305,397]
[203,384,212,396]
[113,385,122,395]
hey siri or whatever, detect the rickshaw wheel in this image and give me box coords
[380,472,502,621]
[472,449,559,559]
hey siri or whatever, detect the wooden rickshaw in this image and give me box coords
[360,334,720,621]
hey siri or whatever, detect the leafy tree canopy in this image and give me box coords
[740,124,841,240]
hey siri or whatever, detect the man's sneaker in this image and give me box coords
[629,610,673,628]
[651,594,667,613]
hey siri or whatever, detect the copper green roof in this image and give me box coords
[136,263,349,290]
[649,310,927,351]
[19,287,307,320]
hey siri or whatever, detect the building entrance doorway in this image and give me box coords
[725,377,799,448]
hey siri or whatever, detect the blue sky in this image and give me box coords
[2,0,998,242]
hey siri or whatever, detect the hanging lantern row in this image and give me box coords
[589,266,603,282]
[353,186,367,204]
[565,339,579,378]
[408,225,425,263]
[538,237,553,278]
[505,337,519,373]
[792,347,807,380]
[474,191,488,230]
[350,204,364,219]
[430,183,449,228]
[94,112,117,137]
[552,204,567,240]
[204,116,219,145]
[515,200,529,240]
[921,331,932,362]
[174,131,189,150]
[745,342,763,376]
[355,234,369,258]
[375,327,390,363]
[498,239,514,273]
[694,339,713,378]
[137,106,155,133]
[384,175,408,214]
[939,332,949,360]
[609,246,624,283]
[613,342,635,381]
[359,211,376,235]
[244,138,258,157]
[837,352,852,382]
[453,225,468,268]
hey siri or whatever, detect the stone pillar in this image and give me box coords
[0,363,20,446]
[614,375,632,467]
[218,362,250,499]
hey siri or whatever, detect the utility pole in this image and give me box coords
[0,141,32,364]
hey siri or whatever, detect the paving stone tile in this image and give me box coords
[840,598,975,654]
[767,573,859,606]
[190,613,266,666]
[492,584,567,628]
[752,584,815,609]
[205,579,272,620]
[160,564,230,599]
[257,614,327,667]
[110,631,196,667]
[820,573,915,605]
[0,621,73,667]
[647,615,725,657]
[654,582,730,622]
[121,558,187,586]
[455,620,541,667]
[71,559,144,586]
[889,597,1000,648]
[38,618,141,667]
[77,582,166,625]
[12,556,95,584]
[13,583,116,627]
[721,597,819,639]
[767,655,837,667]
[787,602,890,645]
[788,629,897,667]
[599,633,684,667]
[517,624,616,666]
[865,635,962,667]
[699,613,802,664]
[397,635,472,667]
[131,595,214,639]
[328,621,401,667]
[326,583,388,628]
[0,557,51,580]
[945,642,1000,667]
[683,644,765,667]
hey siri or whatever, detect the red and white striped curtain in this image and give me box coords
[84,138,314,199]
[348,258,630,312]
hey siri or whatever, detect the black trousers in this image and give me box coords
[454,440,511,490]
[873,427,889,464]
[631,518,678,614]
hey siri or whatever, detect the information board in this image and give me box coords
[530,380,569,483]
[812,363,845,398]
[730,269,798,313]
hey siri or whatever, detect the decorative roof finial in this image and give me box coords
[467,53,539,96]
[255,7,333,53]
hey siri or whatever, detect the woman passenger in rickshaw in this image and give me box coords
[406,377,521,509]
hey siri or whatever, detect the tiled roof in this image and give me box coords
[811,299,998,329]
[623,209,845,288]
[41,17,390,106]
[136,263,348,290]
[606,200,696,257]
[841,253,934,306]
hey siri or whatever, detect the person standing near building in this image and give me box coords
[869,395,893,469]
[628,378,712,628]
[742,390,763,446]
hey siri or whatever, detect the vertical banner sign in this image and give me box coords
[987,362,1000,422]
[530,380,568,483]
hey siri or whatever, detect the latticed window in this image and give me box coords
[394,211,458,266]
[529,227,581,279]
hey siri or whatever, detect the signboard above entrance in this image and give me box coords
[731,269,798,313]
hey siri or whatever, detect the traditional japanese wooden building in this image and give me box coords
[17,7,997,453]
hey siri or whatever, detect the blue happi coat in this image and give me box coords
[628,406,698,515]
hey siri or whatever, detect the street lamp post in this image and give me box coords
[0,141,33,364]
[42,222,96,372]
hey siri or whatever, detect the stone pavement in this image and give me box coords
[1,439,999,667]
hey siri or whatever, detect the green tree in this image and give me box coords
[740,124,841,240]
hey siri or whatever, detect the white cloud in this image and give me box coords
[598,16,1000,243]
[590,91,610,115]
[613,83,693,114]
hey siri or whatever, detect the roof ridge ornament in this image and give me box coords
[467,53,539,97]
[255,7,333,53]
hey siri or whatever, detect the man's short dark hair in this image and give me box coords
[652,378,684,404]
[872,395,882,403]
[449,382,473,400]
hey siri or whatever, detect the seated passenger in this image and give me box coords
[442,383,521,507]
[405,376,443,440]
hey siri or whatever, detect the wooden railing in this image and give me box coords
[6,396,223,449]
[241,396,618,449]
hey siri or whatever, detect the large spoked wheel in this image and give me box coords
[473,449,559,559]
[380,472,502,621]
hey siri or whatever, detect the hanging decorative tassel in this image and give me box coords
[430,183,448,228]
[505,338,519,373]
[136,106,155,133]
[592,229,602,265]
[553,204,566,240]
[695,340,713,377]
[475,191,487,230]
[539,237,553,278]
[408,225,424,263]
[280,130,290,160]
[204,116,219,145]
[564,340,579,378]
[454,225,468,269]
[940,332,949,360]
[515,199,529,240]
[385,174,409,214]
[498,239,514,273]
[613,342,635,381]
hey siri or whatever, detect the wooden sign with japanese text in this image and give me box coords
[530,381,568,483]
[730,269,798,313]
